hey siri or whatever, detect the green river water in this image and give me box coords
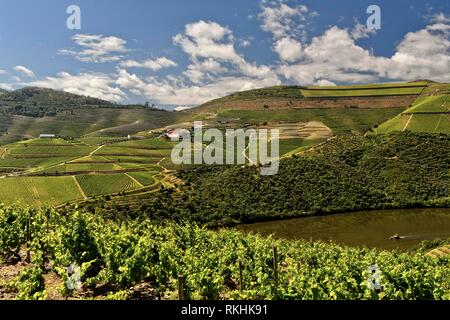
[237,208,450,250]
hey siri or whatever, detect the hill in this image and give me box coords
[192,81,428,113]
[88,132,450,226]
[0,87,114,117]
[0,88,8,95]
[0,87,192,144]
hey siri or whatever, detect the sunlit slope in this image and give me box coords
[375,93,450,134]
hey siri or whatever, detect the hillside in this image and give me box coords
[87,132,450,226]
[0,89,8,95]
[374,83,450,134]
[0,87,192,144]
[192,81,428,113]
[0,87,114,117]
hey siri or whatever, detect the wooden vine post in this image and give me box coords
[178,275,185,300]
[239,262,244,292]
[273,246,278,287]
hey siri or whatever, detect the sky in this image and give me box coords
[0,0,449,109]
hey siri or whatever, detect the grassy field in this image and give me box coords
[374,92,450,134]
[407,95,449,113]
[0,176,83,206]
[75,174,142,197]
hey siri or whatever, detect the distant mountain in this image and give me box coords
[0,88,8,95]
[0,87,114,117]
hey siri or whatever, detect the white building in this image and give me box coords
[39,134,56,139]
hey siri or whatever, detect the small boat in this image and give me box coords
[389,234,402,240]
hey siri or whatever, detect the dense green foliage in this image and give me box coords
[0,205,448,300]
[135,133,449,227]
[0,87,113,117]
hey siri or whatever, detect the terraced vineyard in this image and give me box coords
[75,174,141,197]
[0,176,83,206]
[301,82,427,98]
[0,136,180,206]
[375,92,450,134]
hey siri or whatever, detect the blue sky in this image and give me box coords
[0,0,449,109]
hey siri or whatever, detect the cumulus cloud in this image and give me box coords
[28,72,126,102]
[116,69,280,105]
[120,57,177,71]
[59,34,129,63]
[277,12,450,85]
[259,1,317,41]
[273,37,303,62]
[173,20,276,82]
[14,66,35,78]
[388,19,450,81]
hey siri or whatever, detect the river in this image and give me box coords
[237,208,450,250]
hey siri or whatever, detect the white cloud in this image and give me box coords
[315,79,336,86]
[276,14,450,85]
[0,83,13,91]
[174,106,192,111]
[0,69,6,75]
[173,20,276,82]
[259,1,316,41]
[120,57,177,71]
[28,72,126,102]
[116,69,280,105]
[14,66,35,78]
[273,37,303,62]
[59,34,129,63]
[238,38,253,47]
[351,20,377,40]
[388,21,450,81]
[173,21,239,62]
